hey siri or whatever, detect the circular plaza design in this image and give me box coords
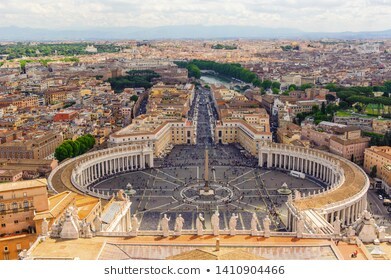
[48,142,369,233]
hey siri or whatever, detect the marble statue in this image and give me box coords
[81,220,92,238]
[229,213,238,236]
[50,221,61,238]
[117,189,127,201]
[69,206,80,230]
[263,215,271,238]
[93,215,102,232]
[174,214,185,235]
[60,210,80,239]
[41,218,48,236]
[378,226,386,240]
[296,215,305,238]
[196,213,205,236]
[211,210,220,236]
[131,214,140,236]
[161,214,170,237]
[333,216,341,235]
[347,226,356,238]
[251,212,258,235]
[356,210,379,243]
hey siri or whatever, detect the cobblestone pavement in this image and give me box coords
[94,144,323,232]
[93,87,324,232]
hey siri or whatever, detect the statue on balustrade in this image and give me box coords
[131,214,140,236]
[251,212,258,235]
[229,213,238,236]
[81,220,92,238]
[93,215,102,233]
[296,215,305,238]
[161,214,170,237]
[333,216,341,236]
[196,213,205,236]
[50,221,61,238]
[174,214,185,235]
[117,189,127,201]
[263,215,271,238]
[211,210,220,236]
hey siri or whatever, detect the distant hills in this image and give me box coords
[0,25,391,41]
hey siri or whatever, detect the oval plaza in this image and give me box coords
[39,84,390,260]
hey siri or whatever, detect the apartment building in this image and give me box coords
[0,132,63,160]
[364,146,391,195]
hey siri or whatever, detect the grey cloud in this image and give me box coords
[0,0,389,32]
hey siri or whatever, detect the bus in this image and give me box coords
[290,170,306,179]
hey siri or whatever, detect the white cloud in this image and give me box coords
[0,0,389,32]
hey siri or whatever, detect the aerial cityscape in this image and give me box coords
[0,0,391,262]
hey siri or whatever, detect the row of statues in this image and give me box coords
[130,211,272,237]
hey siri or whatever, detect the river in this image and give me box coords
[200,74,231,88]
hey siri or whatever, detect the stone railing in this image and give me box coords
[47,144,153,199]
[96,230,328,239]
[261,142,369,215]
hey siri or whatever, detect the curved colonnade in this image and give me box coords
[259,143,369,229]
[48,144,154,199]
[49,142,369,231]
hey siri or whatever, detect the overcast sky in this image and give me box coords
[0,0,390,32]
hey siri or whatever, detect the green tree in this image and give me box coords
[338,101,349,110]
[321,102,326,114]
[186,63,201,79]
[300,83,313,91]
[325,94,336,102]
[271,81,281,89]
[261,80,272,89]
[62,141,74,158]
[354,104,363,113]
[288,84,297,91]
[68,141,80,157]
[272,88,280,94]
[54,146,69,162]
[384,80,391,94]
[130,95,139,102]
[326,104,339,114]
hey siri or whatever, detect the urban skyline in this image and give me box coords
[0,0,391,263]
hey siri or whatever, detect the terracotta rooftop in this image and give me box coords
[27,235,371,260]
[0,178,47,193]
[167,248,266,260]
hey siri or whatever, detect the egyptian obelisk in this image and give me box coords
[204,148,209,192]
[200,148,214,195]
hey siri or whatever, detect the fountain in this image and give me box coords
[124,183,136,196]
[277,182,292,195]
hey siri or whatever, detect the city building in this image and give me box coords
[0,179,48,260]
[372,118,391,134]
[0,132,63,160]
[302,121,370,164]
[108,84,196,157]
[211,85,272,155]
[364,146,391,195]
[109,115,195,157]
[53,110,79,122]
[0,170,23,182]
